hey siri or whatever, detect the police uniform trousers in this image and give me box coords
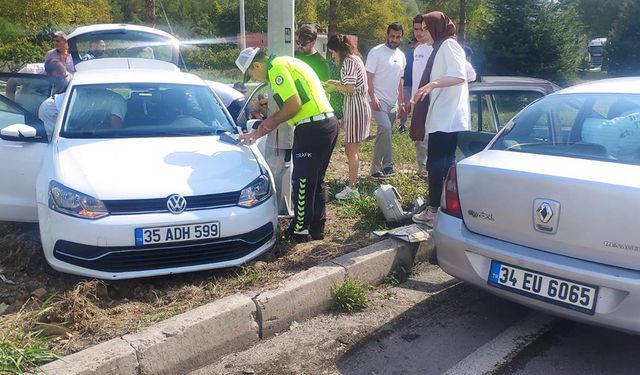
[289,116,339,238]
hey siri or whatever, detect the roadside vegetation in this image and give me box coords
[0,124,423,374]
[331,279,371,313]
[2,0,639,372]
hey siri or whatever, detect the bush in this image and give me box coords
[182,44,239,71]
[331,279,370,313]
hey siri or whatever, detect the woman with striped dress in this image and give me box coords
[326,34,372,200]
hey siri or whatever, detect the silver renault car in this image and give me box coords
[435,77,640,333]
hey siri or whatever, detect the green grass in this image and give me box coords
[358,132,418,165]
[327,124,429,234]
[331,279,370,313]
[234,266,269,288]
[0,331,59,375]
[328,172,427,233]
[382,270,401,287]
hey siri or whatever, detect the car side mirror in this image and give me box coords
[247,119,262,131]
[0,124,40,142]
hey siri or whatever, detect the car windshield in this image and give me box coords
[60,83,235,138]
[70,32,178,65]
[491,93,640,165]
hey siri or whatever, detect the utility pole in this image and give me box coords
[145,0,156,27]
[240,0,246,49]
[266,0,295,217]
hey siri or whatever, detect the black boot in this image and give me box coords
[309,220,325,241]
[283,225,312,243]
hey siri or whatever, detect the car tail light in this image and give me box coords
[441,166,462,218]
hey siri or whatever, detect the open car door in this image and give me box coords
[0,72,51,222]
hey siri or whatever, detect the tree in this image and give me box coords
[296,0,318,26]
[145,0,156,27]
[2,0,112,30]
[458,0,467,46]
[477,0,580,84]
[606,0,640,77]
[328,0,338,36]
[0,0,112,69]
[565,0,623,39]
[331,0,406,51]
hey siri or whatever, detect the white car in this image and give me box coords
[435,77,640,333]
[0,57,277,279]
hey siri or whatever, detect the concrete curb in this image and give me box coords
[37,234,433,375]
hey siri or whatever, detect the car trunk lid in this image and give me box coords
[457,150,640,270]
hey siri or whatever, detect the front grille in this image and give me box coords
[53,222,274,273]
[103,191,241,214]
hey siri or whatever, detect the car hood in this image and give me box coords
[53,136,262,199]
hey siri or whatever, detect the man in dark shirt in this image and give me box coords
[294,24,329,81]
[398,37,417,132]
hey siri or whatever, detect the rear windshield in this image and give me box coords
[491,93,640,165]
[70,31,178,65]
[60,83,235,138]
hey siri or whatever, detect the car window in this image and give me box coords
[0,75,50,133]
[70,32,177,65]
[237,82,268,131]
[492,93,640,165]
[60,83,235,138]
[0,98,27,130]
[493,91,544,129]
[469,93,494,132]
[0,75,51,116]
[469,91,544,133]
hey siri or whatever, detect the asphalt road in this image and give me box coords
[190,264,640,375]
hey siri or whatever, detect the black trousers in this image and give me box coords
[290,116,339,236]
[427,131,458,207]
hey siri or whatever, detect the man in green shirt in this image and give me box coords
[236,47,338,242]
[294,24,329,81]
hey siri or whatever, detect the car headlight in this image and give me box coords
[48,181,109,219]
[238,174,272,208]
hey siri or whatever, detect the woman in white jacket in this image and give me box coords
[410,11,470,226]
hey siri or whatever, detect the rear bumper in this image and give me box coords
[434,211,640,334]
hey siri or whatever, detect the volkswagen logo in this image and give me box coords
[536,202,553,223]
[167,194,187,215]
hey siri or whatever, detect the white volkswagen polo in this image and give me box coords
[0,58,277,279]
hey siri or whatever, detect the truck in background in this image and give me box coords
[588,38,607,70]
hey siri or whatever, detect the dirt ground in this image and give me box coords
[0,129,424,359]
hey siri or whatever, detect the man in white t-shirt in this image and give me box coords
[365,22,406,178]
[410,14,434,178]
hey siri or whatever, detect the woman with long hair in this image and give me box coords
[326,34,372,200]
[411,11,470,226]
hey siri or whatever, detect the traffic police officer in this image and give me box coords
[236,47,338,241]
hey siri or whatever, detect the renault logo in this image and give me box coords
[167,194,187,214]
[536,202,553,223]
[533,199,560,234]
